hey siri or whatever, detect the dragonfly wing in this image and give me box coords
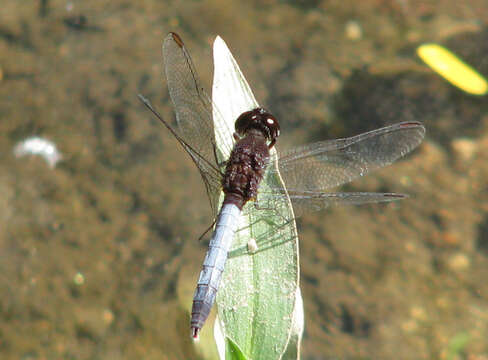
[286,191,406,216]
[163,33,235,214]
[272,121,425,192]
[256,189,406,218]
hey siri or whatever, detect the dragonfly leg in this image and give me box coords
[198,217,217,242]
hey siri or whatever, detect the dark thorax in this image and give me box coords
[221,108,280,210]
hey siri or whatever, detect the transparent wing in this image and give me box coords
[272,121,425,192]
[256,186,408,218]
[162,32,235,214]
[256,121,424,216]
[285,191,406,216]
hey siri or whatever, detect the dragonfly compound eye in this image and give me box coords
[235,108,280,146]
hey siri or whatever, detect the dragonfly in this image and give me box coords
[139,32,425,339]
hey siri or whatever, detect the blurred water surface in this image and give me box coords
[1,1,488,359]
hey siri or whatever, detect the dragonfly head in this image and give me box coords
[235,108,280,148]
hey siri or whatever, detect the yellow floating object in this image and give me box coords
[417,43,488,95]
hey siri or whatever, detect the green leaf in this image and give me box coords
[211,36,303,359]
[226,337,248,360]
